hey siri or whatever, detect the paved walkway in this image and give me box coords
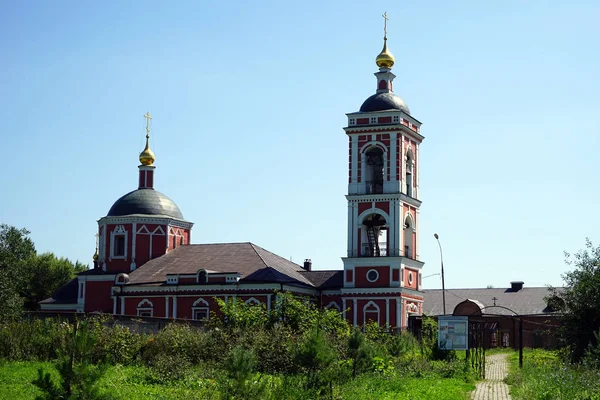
[471,353,512,400]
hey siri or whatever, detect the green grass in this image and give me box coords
[0,361,476,400]
[505,349,600,400]
[340,373,475,399]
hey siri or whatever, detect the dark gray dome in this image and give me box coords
[107,189,184,219]
[359,92,410,114]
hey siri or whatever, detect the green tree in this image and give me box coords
[550,239,600,361]
[24,253,87,310]
[0,224,36,319]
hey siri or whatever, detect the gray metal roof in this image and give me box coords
[107,189,184,219]
[423,286,559,316]
[360,92,410,114]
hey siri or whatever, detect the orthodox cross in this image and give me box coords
[95,233,99,248]
[382,12,389,38]
[492,297,498,306]
[143,111,152,138]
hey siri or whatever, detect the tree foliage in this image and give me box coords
[0,223,87,318]
[0,224,36,319]
[550,239,600,361]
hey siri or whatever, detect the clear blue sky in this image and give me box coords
[1,1,598,290]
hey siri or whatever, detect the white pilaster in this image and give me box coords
[120,297,125,315]
[165,296,170,318]
[172,296,177,318]
[112,296,117,314]
[396,298,401,329]
[342,298,347,321]
[130,222,137,271]
[386,298,390,327]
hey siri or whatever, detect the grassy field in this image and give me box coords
[505,349,600,400]
[0,361,475,400]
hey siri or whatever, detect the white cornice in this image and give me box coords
[345,193,422,207]
[40,303,83,312]
[119,283,318,295]
[97,215,194,229]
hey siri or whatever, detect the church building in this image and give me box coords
[41,25,426,329]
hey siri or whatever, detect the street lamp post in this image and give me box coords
[434,233,446,315]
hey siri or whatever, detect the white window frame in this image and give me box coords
[244,297,261,306]
[366,269,379,283]
[363,300,380,325]
[192,298,210,321]
[136,299,154,317]
[110,225,128,259]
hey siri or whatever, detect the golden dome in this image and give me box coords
[376,37,395,69]
[139,135,155,166]
[93,247,99,262]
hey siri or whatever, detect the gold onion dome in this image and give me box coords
[376,37,395,69]
[92,248,99,261]
[139,136,155,166]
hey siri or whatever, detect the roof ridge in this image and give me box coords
[250,243,303,269]
[249,243,270,269]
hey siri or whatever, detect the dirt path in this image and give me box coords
[471,353,512,400]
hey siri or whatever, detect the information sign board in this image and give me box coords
[438,316,469,350]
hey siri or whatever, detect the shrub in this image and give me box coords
[295,327,338,395]
[32,320,110,400]
[388,330,419,357]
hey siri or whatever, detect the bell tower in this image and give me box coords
[340,14,425,328]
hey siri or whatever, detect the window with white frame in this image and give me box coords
[363,301,380,325]
[197,269,208,284]
[367,269,379,282]
[405,149,414,197]
[192,298,210,321]
[111,225,127,259]
[136,299,154,317]
[245,297,261,306]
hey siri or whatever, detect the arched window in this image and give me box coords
[192,298,209,321]
[405,149,414,197]
[326,301,341,312]
[361,213,387,257]
[136,299,154,317]
[403,215,414,259]
[365,147,384,194]
[197,269,208,284]
[363,301,380,325]
[244,297,261,306]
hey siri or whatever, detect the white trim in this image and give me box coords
[325,301,341,311]
[396,298,402,328]
[119,283,320,296]
[98,215,194,229]
[120,296,125,315]
[363,300,380,325]
[110,225,128,260]
[193,298,209,307]
[40,303,83,312]
[245,297,261,306]
[366,269,379,283]
[386,298,390,327]
[172,296,177,318]
[81,274,118,282]
[136,298,154,317]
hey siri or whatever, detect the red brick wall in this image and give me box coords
[354,266,390,288]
